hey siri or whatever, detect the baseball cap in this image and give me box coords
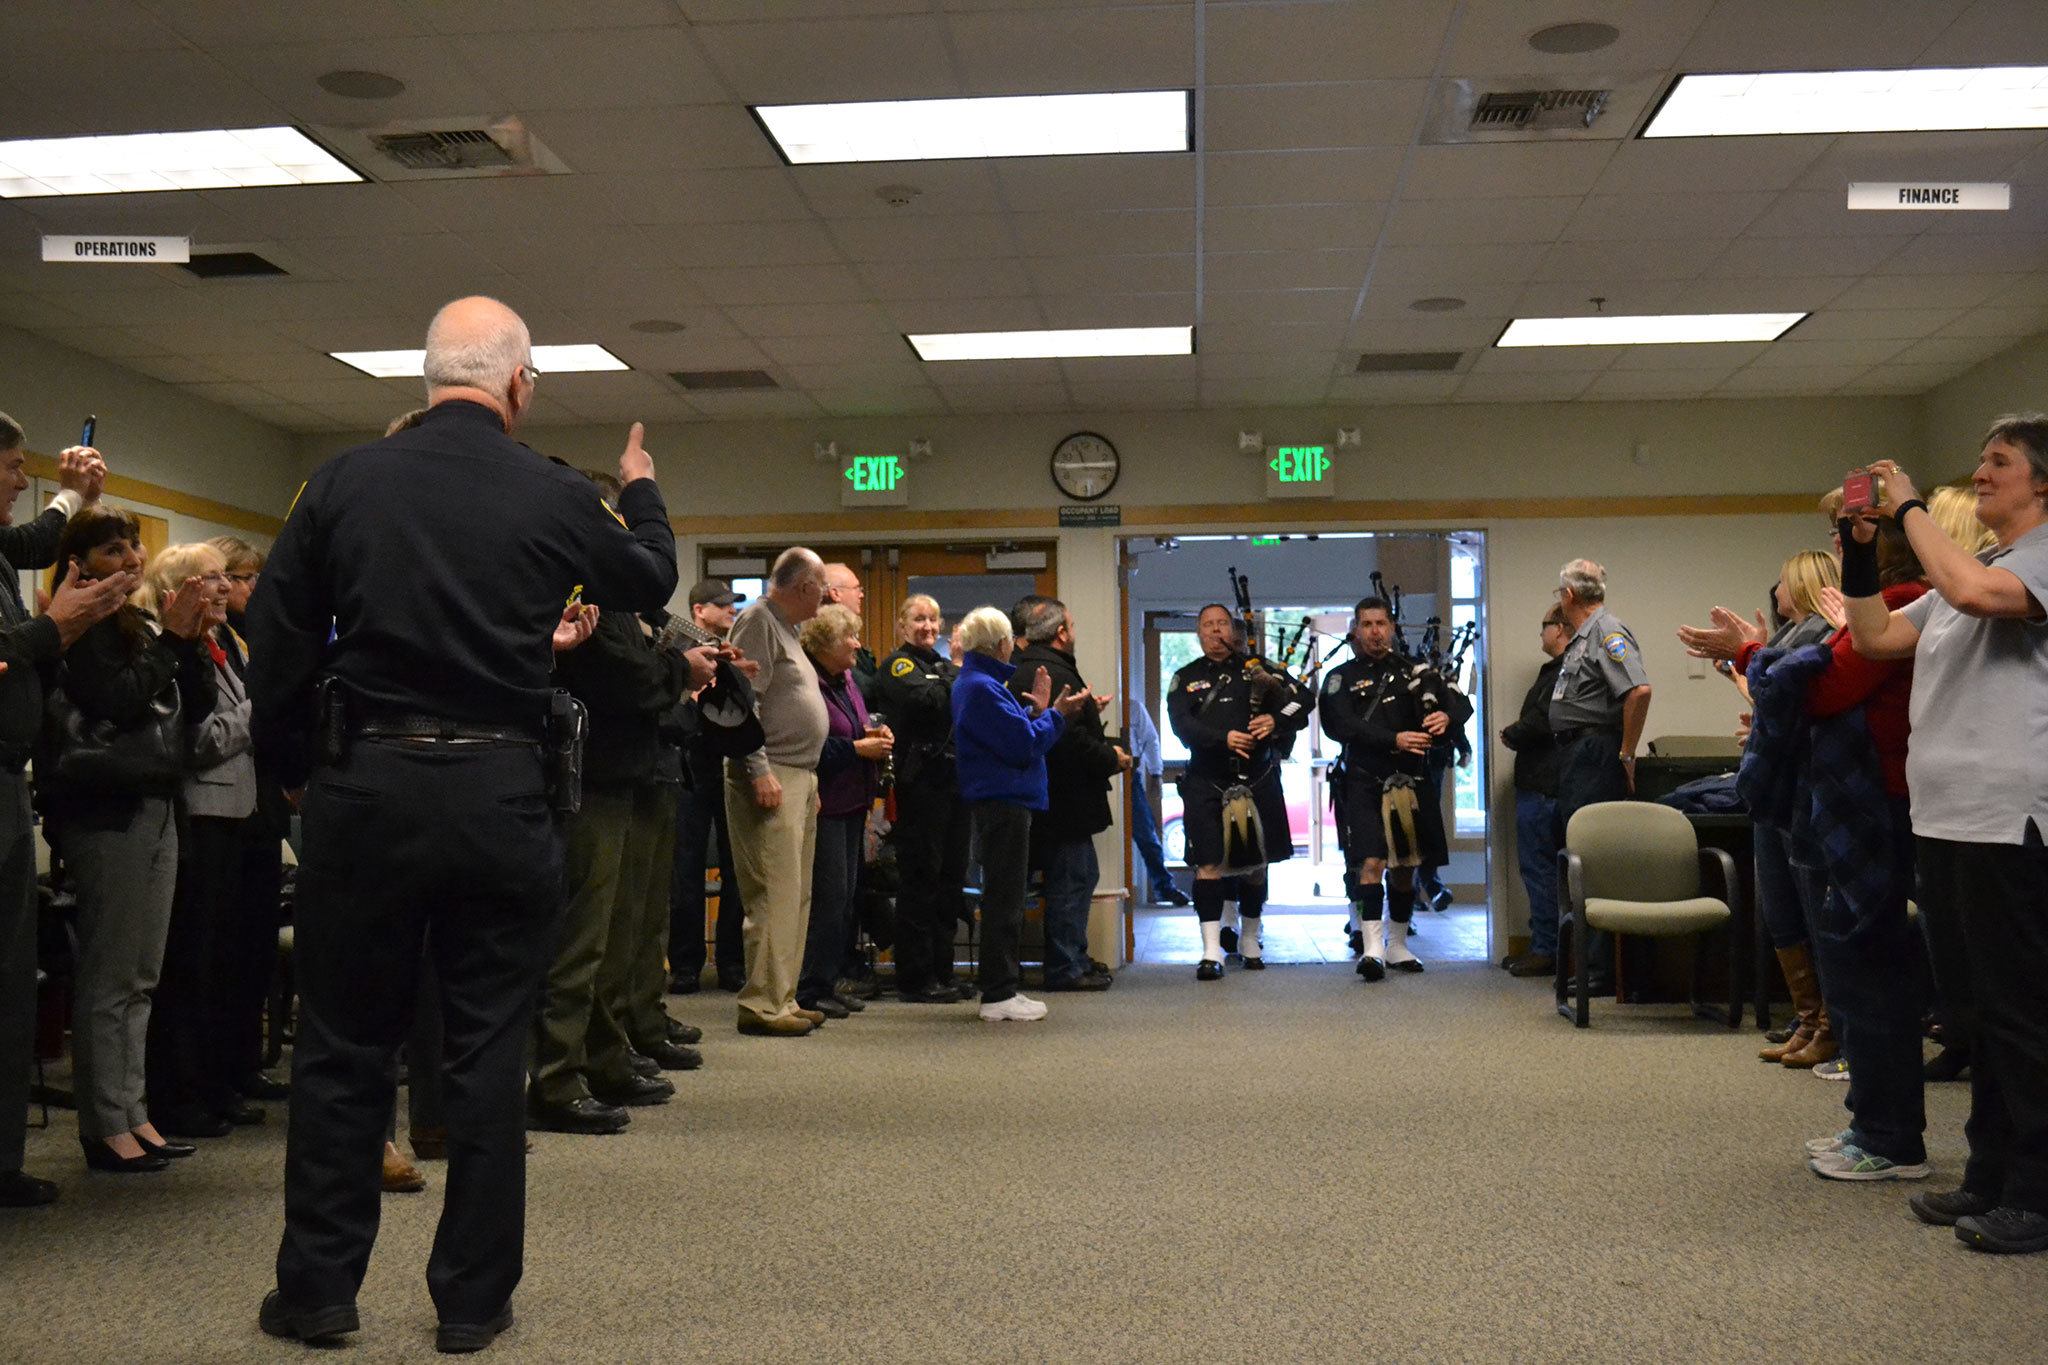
[689,578,741,608]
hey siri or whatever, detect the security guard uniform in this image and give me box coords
[870,642,968,999]
[1320,649,1450,977]
[1547,606,1649,828]
[1166,647,1312,973]
[249,399,678,1332]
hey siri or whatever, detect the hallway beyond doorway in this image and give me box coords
[1133,903,1490,966]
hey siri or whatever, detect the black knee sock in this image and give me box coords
[1360,884,1384,921]
[1388,884,1416,924]
[1238,872,1268,919]
[1193,879,1226,924]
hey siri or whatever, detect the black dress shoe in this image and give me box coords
[1241,955,1267,971]
[437,1303,513,1354]
[153,1109,232,1139]
[1043,970,1113,992]
[259,1289,359,1344]
[1159,886,1191,907]
[641,1039,703,1071]
[137,1134,198,1159]
[836,974,882,1001]
[1195,959,1224,981]
[220,1102,267,1127]
[900,983,962,1004]
[715,968,746,992]
[0,1170,58,1206]
[626,1051,661,1078]
[527,1096,629,1135]
[236,1072,291,1101]
[665,1017,705,1045]
[667,975,702,995]
[1357,955,1385,982]
[1926,1045,1971,1082]
[79,1137,168,1174]
[589,1074,674,1108]
[830,991,866,1013]
[798,995,850,1019]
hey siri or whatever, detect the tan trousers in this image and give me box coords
[723,761,817,1025]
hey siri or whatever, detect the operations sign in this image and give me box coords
[1264,444,1336,499]
[42,234,191,263]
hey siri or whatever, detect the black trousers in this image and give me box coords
[225,817,287,1080]
[800,812,864,1004]
[970,800,1031,1005]
[668,762,743,983]
[892,778,969,991]
[1918,832,2048,1212]
[276,739,563,1324]
[0,774,35,1175]
[1554,730,1626,980]
[147,814,246,1120]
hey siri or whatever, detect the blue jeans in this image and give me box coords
[1515,790,1560,956]
[1130,778,1175,900]
[1041,836,1098,983]
[1809,796,1924,1164]
[1754,822,1821,951]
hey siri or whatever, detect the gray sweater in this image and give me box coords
[730,598,828,777]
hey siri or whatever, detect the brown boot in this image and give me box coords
[1761,944,1823,1062]
[1780,1005,1837,1069]
[381,1142,426,1194]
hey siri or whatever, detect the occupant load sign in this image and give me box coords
[1846,182,2009,212]
[42,235,192,262]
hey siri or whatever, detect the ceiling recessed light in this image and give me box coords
[906,325,1193,362]
[754,90,1191,165]
[329,344,631,379]
[0,126,361,198]
[316,70,407,100]
[1409,296,1467,313]
[629,319,688,334]
[1643,66,2048,138]
[1497,313,1808,347]
[1529,22,1620,55]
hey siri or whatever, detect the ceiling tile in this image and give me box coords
[683,390,824,418]
[1580,370,1722,400]
[1663,277,1851,313]
[785,361,929,389]
[827,215,1017,262]
[1784,308,1964,342]
[1204,1,1458,83]
[695,14,959,103]
[524,106,782,173]
[207,35,501,125]
[938,382,1073,414]
[1446,0,1714,73]
[1454,372,1600,403]
[1199,351,1346,380]
[1939,305,2048,339]
[453,25,724,109]
[128,355,233,385]
[1199,377,1329,406]
[1468,344,1625,374]
[1341,313,1506,349]
[1036,293,1194,328]
[758,333,931,366]
[1010,210,1195,256]
[1747,337,1912,369]
[1201,319,1353,353]
[1875,234,2048,278]
[1059,355,1200,384]
[1740,190,1932,240]
[1203,289,1355,327]
[859,257,1036,300]
[1382,196,1579,247]
[1715,364,1875,394]
[886,296,1047,333]
[1828,274,2011,311]
[1560,192,1776,243]
[1325,372,1460,404]
[1888,335,2023,369]
[1514,280,1687,315]
[607,169,816,225]
[1206,149,1404,205]
[1709,235,1908,279]
[1202,203,1384,253]
[725,301,898,336]
[920,358,1065,386]
[1371,241,1551,288]
[660,220,847,268]
[1403,142,1618,200]
[809,386,948,417]
[1204,81,1430,152]
[687,263,872,306]
[1677,0,1969,69]
[1022,255,1195,297]
[794,162,1008,219]
[1609,343,1769,372]
[1592,137,1832,197]
[1206,250,1371,293]
[944,6,1193,92]
[1535,238,1709,283]
[995,154,1195,212]
[1794,130,2046,193]
[1066,379,1200,410]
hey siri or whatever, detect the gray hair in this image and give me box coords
[0,411,21,452]
[422,297,530,394]
[1559,558,1607,604]
[958,606,1012,656]
[1981,412,2048,491]
[770,546,824,590]
[1020,597,1067,645]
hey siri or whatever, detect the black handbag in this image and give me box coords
[41,667,185,794]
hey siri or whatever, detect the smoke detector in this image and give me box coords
[875,183,922,208]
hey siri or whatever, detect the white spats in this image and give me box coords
[1200,920,1224,965]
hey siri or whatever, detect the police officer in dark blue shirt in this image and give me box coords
[248,297,679,1354]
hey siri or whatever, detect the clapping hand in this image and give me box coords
[1026,666,1053,713]
[41,560,138,648]
[160,575,210,640]
[1817,586,1847,631]
[57,446,106,501]
[1050,684,1087,718]
[1677,606,1767,662]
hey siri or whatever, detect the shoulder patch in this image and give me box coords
[600,498,627,529]
[1323,671,1342,694]
[890,656,915,678]
[1601,632,1632,661]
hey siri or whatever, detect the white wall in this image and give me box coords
[1922,333,2048,476]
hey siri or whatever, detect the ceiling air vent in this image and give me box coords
[1356,351,1463,374]
[310,116,570,181]
[181,251,287,279]
[1471,88,1609,132]
[670,369,779,391]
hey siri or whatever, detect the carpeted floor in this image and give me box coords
[4,961,2039,1363]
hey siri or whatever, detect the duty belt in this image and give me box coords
[356,714,541,746]
[1551,724,1619,745]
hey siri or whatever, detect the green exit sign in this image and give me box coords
[839,452,909,506]
[1264,443,1336,499]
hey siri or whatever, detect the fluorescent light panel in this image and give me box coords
[329,344,631,379]
[907,326,1193,362]
[755,90,1190,164]
[1644,66,2048,138]
[0,126,359,198]
[1497,314,1807,347]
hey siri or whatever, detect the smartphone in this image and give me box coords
[80,414,96,448]
[1842,468,1883,513]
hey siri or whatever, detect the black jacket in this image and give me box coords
[0,505,68,769]
[1007,642,1121,840]
[553,607,686,788]
[1320,651,1445,786]
[869,643,956,789]
[1502,658,1564,796]
[1166,650,1313,782]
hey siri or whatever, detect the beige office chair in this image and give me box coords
[1555,801,1743,1029]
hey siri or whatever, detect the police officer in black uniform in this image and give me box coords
[248,297,679,1354]
[1166,603,1312,979]
[870,592,969,1002]
[1321,596,1452,982]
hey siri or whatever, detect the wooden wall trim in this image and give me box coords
[670,492,1821,537]
[23,451,285,536]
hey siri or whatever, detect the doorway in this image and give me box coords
[1120,530,1491,966]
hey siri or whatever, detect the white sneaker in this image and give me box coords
[979,994,1048,1022]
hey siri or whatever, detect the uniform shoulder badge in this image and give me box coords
[599,498,627,529]
[1601,632,1632,661]
[890,656,915,678]
[1323,671,1343,694]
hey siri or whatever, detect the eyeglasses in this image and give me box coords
[519,362,542,386]
[198,572,229,586]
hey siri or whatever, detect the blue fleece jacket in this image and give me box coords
[951,650,1065,809]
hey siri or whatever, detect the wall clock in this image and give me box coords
[1050,431,1120,501]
